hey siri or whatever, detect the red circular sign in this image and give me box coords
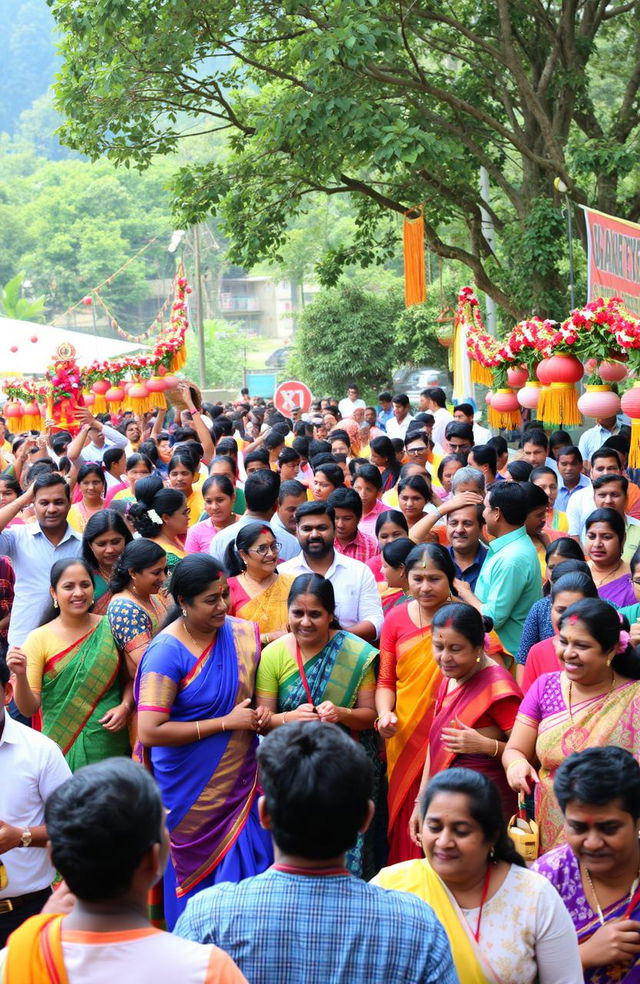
[273,379,313,415]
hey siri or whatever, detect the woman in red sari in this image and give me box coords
[376,543,453,863]
[521,571,599,693]
[408,603,521,845]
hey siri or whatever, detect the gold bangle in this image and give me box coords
[493,739,499,758]
[196,720,201,741]
[506,757,528,774]
[264,634,270,645]
[282,712,288,725]
[221,719,226,733]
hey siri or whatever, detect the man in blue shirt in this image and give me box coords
[578,412,623,466]
[376,391,394,431]
[456,482,541,654]
[446,502,488,591]
[555,445,591,513]
[175,723,458,984]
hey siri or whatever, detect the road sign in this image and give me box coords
[274,379,313,415]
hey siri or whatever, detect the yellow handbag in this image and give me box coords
[508,799,539,863]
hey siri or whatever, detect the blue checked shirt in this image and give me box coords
[174,867,459,984]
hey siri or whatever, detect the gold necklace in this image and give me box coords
[129,587,158,618]
[567,672,616,724]
[582,861,640,925]
[181,618,212,651]
[592,559,622,589]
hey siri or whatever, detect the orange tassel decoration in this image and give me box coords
[403,208,426,307]
[538,383,581,427]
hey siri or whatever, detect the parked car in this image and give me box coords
[265,346,292,368]
[391,366,453,407]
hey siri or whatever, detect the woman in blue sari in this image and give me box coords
[136,554,273,929]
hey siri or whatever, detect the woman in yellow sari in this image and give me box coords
[7,558,131,770]
[224,522,294,646]
[504,597,640,852]
[376,543,453,863]
[373,769,581,984]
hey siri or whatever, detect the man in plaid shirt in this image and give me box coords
[175,723,458,984]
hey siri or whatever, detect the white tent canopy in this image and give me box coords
[0,318,146,377]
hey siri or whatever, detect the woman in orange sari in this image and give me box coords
[376,543,452,863]
[408,603,521,843]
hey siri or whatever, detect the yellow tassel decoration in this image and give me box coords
[471,362,493,386]
[629,420,640,469]
[538,382,581,427]
[403,209,426,307]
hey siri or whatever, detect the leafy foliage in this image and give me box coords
[184,320,245,390]
[0,271,45,321]
[48,0,640,320]
[287,276,447,396]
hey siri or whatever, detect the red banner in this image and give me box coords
[583,206,640,317]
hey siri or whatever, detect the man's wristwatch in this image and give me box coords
[19,828,32,848]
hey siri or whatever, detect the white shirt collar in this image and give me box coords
[0,712,21,745]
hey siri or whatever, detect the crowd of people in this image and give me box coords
[1,377,640,982]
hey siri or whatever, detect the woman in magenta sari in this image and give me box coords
[136,554,273,929]
[585,508,636,607]
[408,603,521,845]
[533,747,640,983]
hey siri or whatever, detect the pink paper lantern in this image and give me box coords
[30,336,38,343]
[517,382,541,410]
[128,382,149,400]
[105,386,125,403]
[146,375,168,393]
[485,390,493,406]
[9,346,18,354]
[545,353,583,384]
[598,360,627,383]
[578,385,621,419]
[506,366,528,389]
[92,379,110,396]
[490,389,520,413]
[82,295,93,306]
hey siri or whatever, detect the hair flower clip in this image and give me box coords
[618,630,631,654]
[147,509,163,525]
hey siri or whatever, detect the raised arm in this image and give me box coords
[175,382,215,463]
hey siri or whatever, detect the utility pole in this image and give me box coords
[193,224,206,389]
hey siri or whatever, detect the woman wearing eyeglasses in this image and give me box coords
[223,522,294,647]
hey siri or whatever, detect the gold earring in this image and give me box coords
[607,658,612,667]
[53,599,58,609]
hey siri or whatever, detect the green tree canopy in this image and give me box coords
[49,0,640,320]
[287,276,447,396]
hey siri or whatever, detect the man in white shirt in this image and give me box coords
[385,394,415,441]
[279,501,383,641]
[66,409,128,464]
[578,413,622,466]
[452,402,491,445]
[422,388,453,449]
[0,657,71,945]
[337,384,366,420]
[210,470,299,565]
[566,447,627,537]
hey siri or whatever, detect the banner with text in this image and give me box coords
[582,205,640,317]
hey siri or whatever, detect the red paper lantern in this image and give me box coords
[4,401,23,418]
[30,336,38,343]
[578,385,621,419]
[598,360,627,383]
[22,402,39,416]
[105,386,125,403]
[536,359,552,385]
[517,381,541,410]
[506,366,528,389]
[9,346,18,354]
[91,379,110,396]
[545,353,583,383]
[82,295,93,306]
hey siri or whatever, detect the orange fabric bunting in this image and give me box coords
[403,209,426,307]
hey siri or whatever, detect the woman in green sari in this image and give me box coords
[256,573,378,730]
[7,558,131,770]
[256,573,378,875]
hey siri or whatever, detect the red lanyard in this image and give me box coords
[472,864,493,942]
[294,641,316,709]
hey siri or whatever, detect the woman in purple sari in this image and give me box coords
[533,746,640,983]
[136,554,273,929]
[585,508,636,608]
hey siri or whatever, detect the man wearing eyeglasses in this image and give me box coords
[443,421,474,458]
[403,432,431,467]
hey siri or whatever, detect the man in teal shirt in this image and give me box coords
[456,482,541,655]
